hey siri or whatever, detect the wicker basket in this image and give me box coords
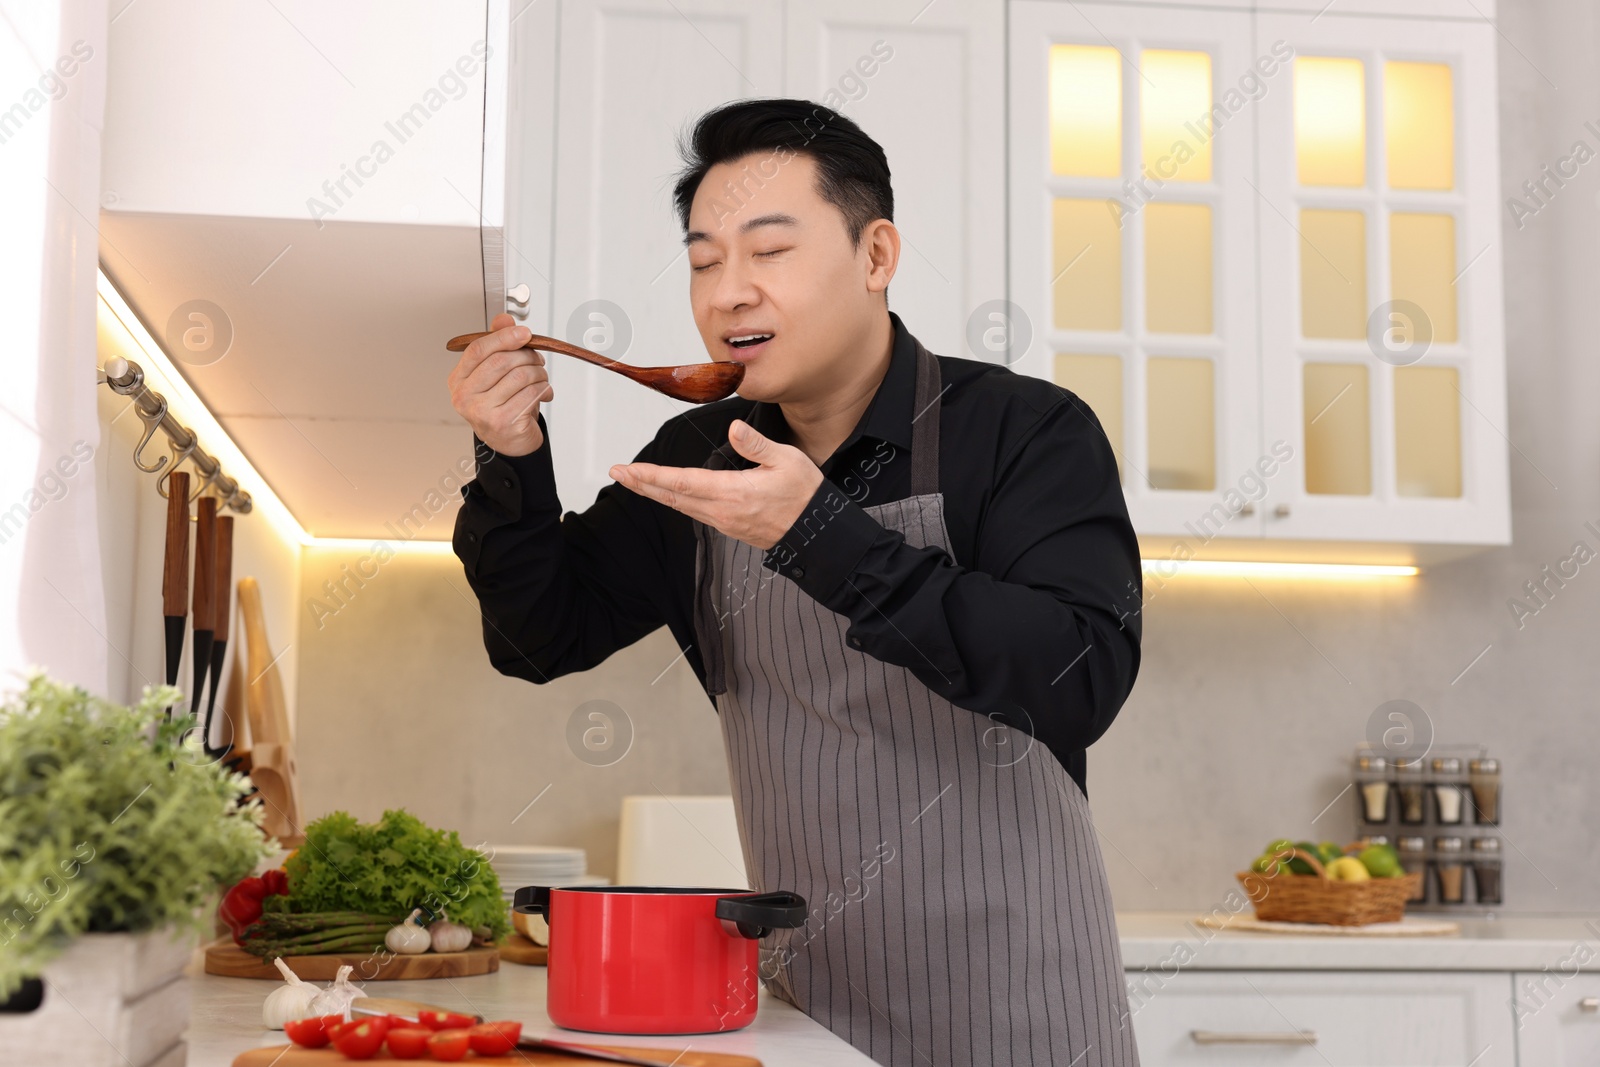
[1235,847,1423,926]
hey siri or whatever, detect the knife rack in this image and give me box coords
[99,355,252,513]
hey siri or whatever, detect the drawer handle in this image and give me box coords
[1581,997,1600,1012]
[1191,1030,1318,1045]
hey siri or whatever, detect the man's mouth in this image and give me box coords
[722,332,774,361]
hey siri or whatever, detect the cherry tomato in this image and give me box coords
[384,1027,432,1059]
[417,1009,476,1032]
[468,1020,524,1055]
[330,1019,387,1060]
[328,1016,389,1042]
[282,1014,343,1048]
[426,1029,472,1061]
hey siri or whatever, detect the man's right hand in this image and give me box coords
[447,312,554,457]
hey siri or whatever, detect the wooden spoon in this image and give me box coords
[446,331,744,404]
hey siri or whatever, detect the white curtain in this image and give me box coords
[0,0,110,697]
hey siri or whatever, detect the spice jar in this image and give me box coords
[1397,836,1428,903]
[1470,837,1503,905]
[1433,836,1466,904]
[1356,754,1391,824]
[1430,757,1466,825]
[1395,758,1427,824]
[1469,758,1501,825]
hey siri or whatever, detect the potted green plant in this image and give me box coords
[0,673,269,1066]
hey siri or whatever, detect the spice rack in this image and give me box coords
[1351,744,1503,913]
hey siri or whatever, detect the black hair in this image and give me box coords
[672,99,893,246]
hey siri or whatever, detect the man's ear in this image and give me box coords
[862,219,900,295]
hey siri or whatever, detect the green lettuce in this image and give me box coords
[266,809,509,941]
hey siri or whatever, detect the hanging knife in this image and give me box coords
[202,514,235,760]
[190,496,217,734]
[160,471,190,720]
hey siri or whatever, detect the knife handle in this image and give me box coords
[161,472,190,617]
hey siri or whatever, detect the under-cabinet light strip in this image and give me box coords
[1143,559,1420,579]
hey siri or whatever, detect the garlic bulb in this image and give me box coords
[263,957,319,1030]
[309,964,367,1019]
[429,910,472,954]
[385,908,432,955]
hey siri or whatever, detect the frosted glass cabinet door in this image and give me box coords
[1254,12,1508,547]
[1010,1,1263,539]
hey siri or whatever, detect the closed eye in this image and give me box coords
[756,248,790,259]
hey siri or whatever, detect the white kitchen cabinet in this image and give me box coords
[541,0,1003,507]
[784,0,1005,363]
[1125,970,1515,1066]
[544,0,785,507]
[493,0,558,335]
[1512,973,1600,1065]
[1009,1,1509,560]
[1255,12,1508,548]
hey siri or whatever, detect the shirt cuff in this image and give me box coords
[762,479,881,602]
[454,426,558,572]
[466,421,560,520]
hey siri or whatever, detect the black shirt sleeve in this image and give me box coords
[452,420,680,683]
[762,395,1142,759]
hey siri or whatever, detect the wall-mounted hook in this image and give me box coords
[132,396,170,474]
[192,463,224,509]
[156,438,197,500]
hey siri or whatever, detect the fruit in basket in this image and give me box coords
[1284,841,1322,875]
[1315,841,1345,865]
[1250,852,1286,875]
[1358,843,1403,878]
[1327,856,1372,881]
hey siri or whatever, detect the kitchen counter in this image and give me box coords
[1118,910,1600,972]
[182,955,876,1067]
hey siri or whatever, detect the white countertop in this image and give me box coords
[1117,910,1600,971]
[182,954,876,1067]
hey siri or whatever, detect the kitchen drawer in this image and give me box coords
[1513,971,1600,1064]
[1123,970,1514,1066]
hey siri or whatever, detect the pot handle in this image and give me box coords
[715,891,808,940]
[512,885,549,918]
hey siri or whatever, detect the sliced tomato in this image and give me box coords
[468,1020,524,1055]
[417,1009,476,1032]
[426,1029,473,1061]
[282,1013,342,1048]
[384,1027,432,1059]
[330,1019,387,1060]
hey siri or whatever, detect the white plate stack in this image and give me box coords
[488,845,607,904]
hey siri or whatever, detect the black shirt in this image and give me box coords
[453,312,1142,796]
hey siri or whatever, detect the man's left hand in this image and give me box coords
[610,419,823,550]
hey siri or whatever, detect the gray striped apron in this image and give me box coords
[691,341,1139,1067]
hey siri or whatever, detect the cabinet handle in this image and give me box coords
[1239,502,1255,516]
[1273,503,1291,519]
[1581,997,1600,1012]
[507,282,532,306]
[1191,1030,1317,1045]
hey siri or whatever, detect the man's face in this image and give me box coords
[685,152,889,404]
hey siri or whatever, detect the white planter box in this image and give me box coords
[0,926,196,1067]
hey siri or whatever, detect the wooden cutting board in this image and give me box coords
[497,932,548,966]
[204,940,499,980]
[234,1046,761,1066]
[238,576,303,841]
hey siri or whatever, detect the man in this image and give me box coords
[450,99,1142,1067]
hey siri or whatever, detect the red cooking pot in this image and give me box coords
[513,885,807,1035]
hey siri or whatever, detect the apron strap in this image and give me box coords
[909,340,942,498]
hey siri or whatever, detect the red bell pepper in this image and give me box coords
[217,869,290,944]
[218,876,268,942]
